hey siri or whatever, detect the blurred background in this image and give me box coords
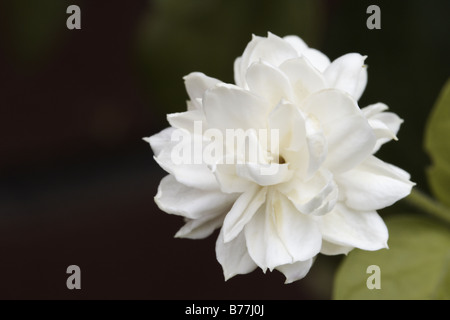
[0,0,448,299]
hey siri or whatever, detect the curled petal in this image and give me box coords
[184,72,222,109]
[363,103,404,153]
[216,228,258,281]
[276,259,315,284]
[336,155,414,211]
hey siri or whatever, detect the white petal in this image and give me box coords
[282,35,330,72]
[278,169,338,216]
[282,35,308,54]
[320,240,353,255]
[212,162,255,193]
[361,102,388,118]
[363,103,404,153]
[279,57,327,102]
[236,162,293,186]
[154,150,219,190]
[175,211,225,239]
[304,113,328,178]
[302,48,331,73]
[246,61,294,106]
[268,99,306,153]
[155,175,235,219]
[323,113,376,173]
[216,228,258,281]
[143,127,175,157]
[274,192,322,261]
[317,203,389,251]
[304,89,376,173]
[324,53,368,100]
[222,185,267,243]
[167,110,205,132]
[245,204,292,272]
[276,259,314,284]
[203,83,270,132]
[184,72,222,109]
[233,57,244,87]
[237,33,298,88]
[336,155,414,211]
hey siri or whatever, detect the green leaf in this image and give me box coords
[425,78,450,207]
[333,214,450,300]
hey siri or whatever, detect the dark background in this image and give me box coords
[0,0,448,299]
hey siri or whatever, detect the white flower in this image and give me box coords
[145,32,414,283]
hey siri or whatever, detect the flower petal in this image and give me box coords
[276,259,314,284]
[216,228,257,281]
[303,113,328,178]
[279,57,327,103]
[278,169,338,216]
[237,33,298,88]
[245,203,292,272]
[363,103,404,153]
[282,35,308,54]
[316,203,389,251]
[144,127,175,157]
[175,211,225,239]
[302,48,331,73]
[320,240,353,255]
[274,192,322,261]
[236,162,293,186]
[233,57,244,87]
[203,83,270,132]
[155,175,235,219]
[324,53,368,100]
[336,155,414,211]
[154,141,220,190]
[304,89,376,173]
[246,61,294,106]
[282,35,330,72]
[184,72,222,109]
[268,99,306,153]
[167,110,205,132]
[222,185,267,243]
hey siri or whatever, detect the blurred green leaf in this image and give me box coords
[425,78,450,207]
[333,214,450,300]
